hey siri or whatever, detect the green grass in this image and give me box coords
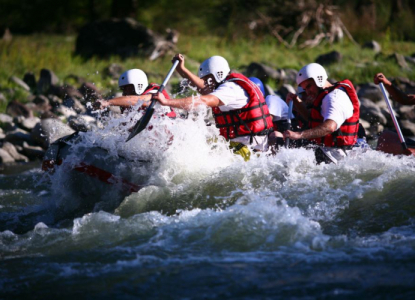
[1,34,415,113]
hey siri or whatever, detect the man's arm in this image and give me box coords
[374,73,415,105]
[153,92,223,110]
[98,94,152,108]
[283,119,337,140]
[173,54,205,90]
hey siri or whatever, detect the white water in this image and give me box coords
[1,99,415,298]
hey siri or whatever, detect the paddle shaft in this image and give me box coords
[379,82,408,150]
[126,60,179,142]
[285,100,294,148]
[146,60,180,111]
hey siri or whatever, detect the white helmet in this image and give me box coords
[198,56,230,83]
[118,69,148,95]
[296,63,328,88]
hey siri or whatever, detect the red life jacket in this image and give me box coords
[143,83,176,118]
[309,79,360,147]
[212,73,273,141]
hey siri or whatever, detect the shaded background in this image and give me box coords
[0,0,414,42]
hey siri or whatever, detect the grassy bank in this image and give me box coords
[1,34,415,113]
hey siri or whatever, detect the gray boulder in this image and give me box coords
[37,69,59,95]
[388,53,409,69]
[68,115,96,132]
[9,76,30,91]
[5,128,34,146]
[0,113,14,130]
[315,51,342,66]
[245,62,280,82]
[359,98,387,125]
[75,18,156,59]
[362,40,381,53]
[6,101,33,118]
[2,142,28,162]
[22,142,45,160]
[400,120,415,136]
[277,84,296,101]
[0,148,14,164]
[103,63,123,80]
[357,83,384,103]
[37,118,75,146]
[23,72,37,91]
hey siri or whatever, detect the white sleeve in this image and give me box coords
[210,82,249,111]
[321,89,354,130]
[265,95,289,121]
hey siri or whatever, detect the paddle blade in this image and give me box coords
[126,108,155,142]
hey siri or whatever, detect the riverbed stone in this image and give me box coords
[0,113,14,130]
[5,128,34,146]
[315,51,342,66]
[362,40,381,53]
[37,69,59,95]
[2,142,28,162]
[6,101,32,118]
[21,142,45,160]
[359,98,387,125]
[75,18,156,59]
[0,148,14,164]
[38,118,76,145]
[68,115,96,132]
[357,83,384,103]
[9,76,30,91]
[245,62,280,82]
[23,72,37,91]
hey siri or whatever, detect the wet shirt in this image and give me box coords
[321,88,353,130]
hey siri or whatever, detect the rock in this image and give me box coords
[37,69,59,95]
[264,85,276,96]
[245,62,280,82]
[63,97,86,114]
[55,105,78,118]
[103,63,123,80]
[58,85,84,100]
[6,101,32,118]
[23,72,37,91]
[357,83,384,103]
[75,18,156,59]
[315,51,342,66]
[0,92,7,103]
[38,118,75,146]
[405,56,415,65]
[22,142,45,160]
[0,127,5,139]
[2,142,28,162]
[68,115,96,132]
[388,53,409,69]
[48,95,63,110]
[281,68,298,83]
[0,148,14,164]
[367,123,384,139]
[79,82,100,102]
[359,98,387,125]
[362,40,381,53]
[400,120,415,136]
[32,95,51,112]
[0,113,14,130]
[277,84,296,101]
[5,128,34,147]
[9,76,30,91]
[398,104,415,121]
[2,28,12,43]
[19,117,41,131]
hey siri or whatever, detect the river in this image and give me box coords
[1,108,415,299]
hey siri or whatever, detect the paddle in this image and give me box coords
[379,82,415,156]
[126,60,180,142]
[285,100,294,148]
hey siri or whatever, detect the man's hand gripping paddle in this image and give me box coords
[379,82,415,156]
[126,60,180,142]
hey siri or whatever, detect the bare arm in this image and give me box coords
[173,54,205,90]
[98,94,152,108]
[153,92,223,111]
[283,119,337,140]
[374,73,415,105]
